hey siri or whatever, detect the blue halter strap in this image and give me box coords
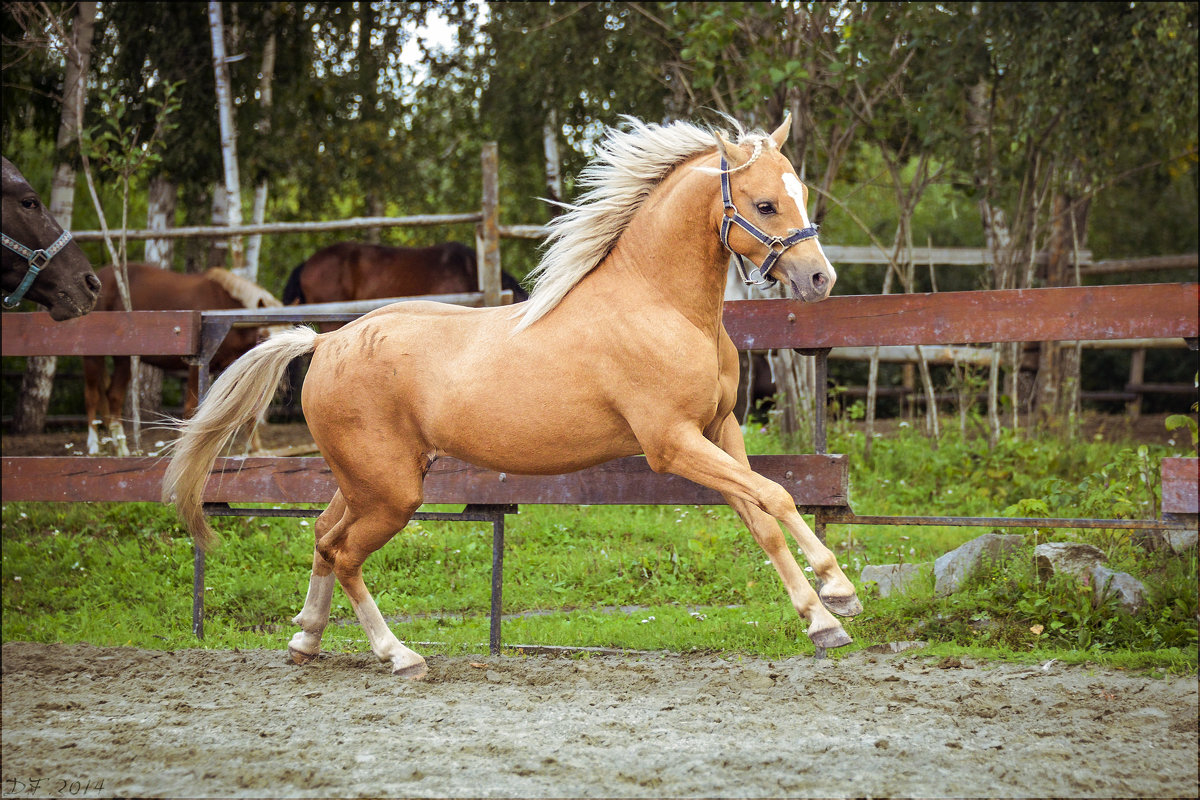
[719,156,820,287]
[2,228,73,308]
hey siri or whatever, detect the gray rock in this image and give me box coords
[861,563,931,598]
[1034,542,1106,582]
[1166,529,1197,553]
[1034,542,1146,614]
[1089,565,1145,614]
[933,533,1026,595]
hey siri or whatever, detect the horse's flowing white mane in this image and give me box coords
[514,115,764,332]
[203,267,282,309]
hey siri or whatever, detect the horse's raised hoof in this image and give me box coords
[287,644,319,666]
[393,660,428,680]
[809,625,853,650]
[820,593,863,618]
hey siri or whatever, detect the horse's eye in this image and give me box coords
[21,198,39,210]
[756,202,776,216]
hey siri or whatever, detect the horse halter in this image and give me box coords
[719,156,820,287]
[1,229,73,308]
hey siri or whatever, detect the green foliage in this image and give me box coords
[4,2,1196,301]
[1165,413,1199,449]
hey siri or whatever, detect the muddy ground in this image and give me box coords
[1,642,1196,799]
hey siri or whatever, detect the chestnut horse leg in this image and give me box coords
[644,420,861,648]
[184,364,200,416]
[104,356,131,457]
[83,356,107,455]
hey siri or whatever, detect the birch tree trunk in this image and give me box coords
[245,32,275,275]
[966,79,1016,448]
[12,2,96,435]
[543,105,563,210]
[208,1,245,277]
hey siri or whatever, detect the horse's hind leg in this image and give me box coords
[310,454,428,677]
[287,492,345,665]
[288,483,427,677]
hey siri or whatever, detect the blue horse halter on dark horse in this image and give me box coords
[719,156,820,288]
[2,229,74,308]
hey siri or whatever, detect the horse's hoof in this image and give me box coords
[393,660,428,680]
[820,593,863,618]
[287,644,319,666]
[809,625,853,650]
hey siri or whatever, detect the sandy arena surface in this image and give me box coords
[1,641,1196,799]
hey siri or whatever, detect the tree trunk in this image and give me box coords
[12,2,96,435]
[208,187,229,268]
[1034,191,1090,429]
[245,31,275,273]
[543,105,563,211]
[208,1,245,277]
[144,175,177,267]
[966,79,1018,448]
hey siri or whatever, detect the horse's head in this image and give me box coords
[1,157,100,319]
[712,116,836,303]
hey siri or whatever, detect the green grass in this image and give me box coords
[3,418,1196,673]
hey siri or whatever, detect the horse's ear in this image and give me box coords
[769,112,792,149]
[715,130,750,168]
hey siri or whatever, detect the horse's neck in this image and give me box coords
[608,164,728,333]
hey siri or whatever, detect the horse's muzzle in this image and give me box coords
[791,268,834,303]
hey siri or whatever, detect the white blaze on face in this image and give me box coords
[781,172,836,281]
[782,172,811,227]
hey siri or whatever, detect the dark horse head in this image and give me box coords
[2,157,100,320]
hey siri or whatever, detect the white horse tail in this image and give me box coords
[163,326,319,550]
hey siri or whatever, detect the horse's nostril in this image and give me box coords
[85,273,101,293]
[811,272,827,290]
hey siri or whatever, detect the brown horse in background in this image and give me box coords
[282,241,528,327]
[84,262,281,455]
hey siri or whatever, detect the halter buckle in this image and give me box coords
[27,249,51,269]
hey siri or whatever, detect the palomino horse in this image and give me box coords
[282,240,528,325]
[165,114,861,678]
[2,157,100,319]
[85,262,281,455]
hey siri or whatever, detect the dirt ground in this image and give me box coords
[1,641,1196,799]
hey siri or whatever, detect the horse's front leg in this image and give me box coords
[711,415,861,617]
[643,419,860,649]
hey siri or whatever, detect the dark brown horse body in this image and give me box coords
[283,241,528,313]
[1,157,99,319]
[84,262,279,455]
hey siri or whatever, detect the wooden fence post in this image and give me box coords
[478,142,502,307]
